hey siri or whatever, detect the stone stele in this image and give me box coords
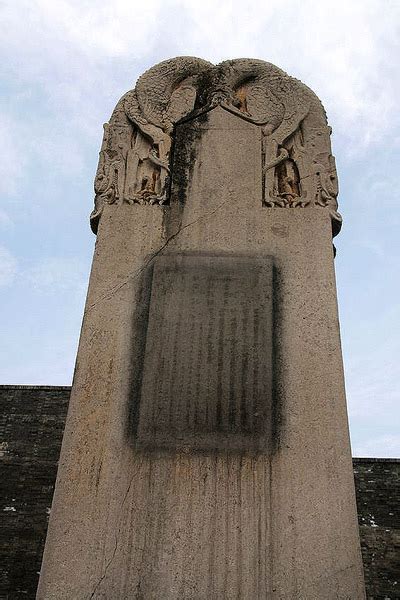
[37,57,366,599]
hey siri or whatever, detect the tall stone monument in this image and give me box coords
[37,58,365,599]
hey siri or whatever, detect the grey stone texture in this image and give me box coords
[37,59,365,598]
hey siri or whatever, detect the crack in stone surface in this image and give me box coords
[88,464,141,599]
[87,198,231,313]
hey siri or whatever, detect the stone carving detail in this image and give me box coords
[91,57,341,236]
[91,57,213,233]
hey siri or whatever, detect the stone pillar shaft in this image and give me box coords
[37,59,365,599]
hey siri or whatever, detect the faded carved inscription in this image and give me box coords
[136,255,273,452]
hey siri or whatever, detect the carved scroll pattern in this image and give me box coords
[91,57,342,237]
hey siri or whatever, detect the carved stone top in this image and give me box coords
[91,57,341,237]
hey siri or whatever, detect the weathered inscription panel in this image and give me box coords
[137,254,273,451]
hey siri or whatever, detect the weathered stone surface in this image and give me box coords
[37,59,364,598]
[1,387,398,599]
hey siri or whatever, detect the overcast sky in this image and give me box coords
[1,0,399,457]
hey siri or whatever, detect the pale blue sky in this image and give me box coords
[1,0,399,456]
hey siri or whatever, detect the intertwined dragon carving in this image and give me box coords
[91,57,341,236]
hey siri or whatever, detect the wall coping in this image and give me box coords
[0,385,71,390]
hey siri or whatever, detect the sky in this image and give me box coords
[0,0,399,457]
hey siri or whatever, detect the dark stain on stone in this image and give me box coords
[170,114,208,206]
[194,67,216,109]
[163,113,207,240]
[271,263,284,453]
[133,254,274,454]
[125,262,154,443]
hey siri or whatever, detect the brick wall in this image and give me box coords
[1,386,399,599]
[354,458,400,599]
[0,386,70,599]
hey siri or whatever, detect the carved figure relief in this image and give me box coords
[90,57,213,232]
[91,57,342,237]
[124,128,169,205]
[275,158,301,206]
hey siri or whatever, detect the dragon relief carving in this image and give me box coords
[91,57,213,233]
[91,57,341,237]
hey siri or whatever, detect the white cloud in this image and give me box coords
[345,303,400,417]
[1,0,399,153]
[33,0,163,58]
[0,209,14,229]
[0,246,17,286]
[24,257,88,296]
[0,115,28,196]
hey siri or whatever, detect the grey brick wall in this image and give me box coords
[1,386,399,599]
[0,386,70,599]
[354,458,400,600]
